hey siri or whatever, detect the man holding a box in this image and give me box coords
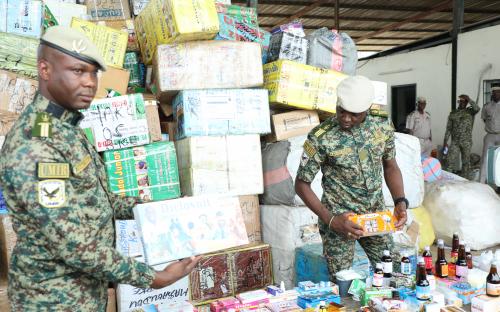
[295,76,407,280]
[0,26,198,311]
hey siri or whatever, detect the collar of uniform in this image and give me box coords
[32,93,84,126]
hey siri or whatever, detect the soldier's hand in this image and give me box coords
[330,212,364,240]
[151,256,201,289]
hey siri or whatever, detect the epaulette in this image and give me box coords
[313,120,334,138]
[370,108,389,118]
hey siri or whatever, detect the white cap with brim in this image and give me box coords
[337,75,374,113]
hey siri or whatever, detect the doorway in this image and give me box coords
[391,84,416,133]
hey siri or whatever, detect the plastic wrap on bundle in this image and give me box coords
[267,32,309,64]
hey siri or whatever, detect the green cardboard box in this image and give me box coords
[103,141,180,202]
[361,287,392,305]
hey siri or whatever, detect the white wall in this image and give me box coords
[358,23,500,155]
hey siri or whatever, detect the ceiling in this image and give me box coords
[231,0,500,53]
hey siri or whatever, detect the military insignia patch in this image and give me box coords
[38,163,70,179]
[303,140,317,157]
[32,112,52,138]
[38,179,66,208]
[300,153,310,166]
[74,155,92,175]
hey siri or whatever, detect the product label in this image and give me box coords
[450,251,458,263]
[401,262,412,275]
[373,273,384,287]
[416,285,431,300]
[382,262,393,274]
[424,256,433,271]
[486,282,500,296]
[456,265,468,278]
[439,264,448,277]
[449,263,456,277]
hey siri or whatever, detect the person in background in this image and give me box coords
[406,96,433,156]
[295,76,407,281]
[480,86,500,183]
[443,94,480,179]
[0,26,199,311]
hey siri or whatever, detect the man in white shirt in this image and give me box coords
[480,86,500,183]
[406,96,432,156]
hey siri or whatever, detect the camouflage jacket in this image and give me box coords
[296,114,396,217]
[0,93,156,311]
[444,100,480,143]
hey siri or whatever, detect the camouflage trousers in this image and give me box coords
[320,227,395,281]
[446,140,472,179]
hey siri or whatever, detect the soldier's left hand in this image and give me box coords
[394,202,407,229]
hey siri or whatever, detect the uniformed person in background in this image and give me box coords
[0,26,199,311]
[406,96,433,156]
[480,86,500,183]
[295,76,408,280]
[443,94,480,179]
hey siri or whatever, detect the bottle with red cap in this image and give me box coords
[422,246,433,275]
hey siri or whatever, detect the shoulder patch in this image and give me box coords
[32,112,52,138]
[38,179,66,208]
[303,140,317,157]
[38,163,70,179]
[73,155,92,175]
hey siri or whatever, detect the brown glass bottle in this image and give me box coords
[486,263,500,297]
[455,240,468,279]
[465,245,473,269]
[416,257,431,301]
[435,239,448,278]
[451,232,459,261]
[422,246,433,275]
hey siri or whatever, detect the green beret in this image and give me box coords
[40,26,107,71]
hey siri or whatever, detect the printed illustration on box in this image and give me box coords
[0,70,38,114]
[134,196,249,265]
[4,0,43,38]
[79,94,150,152]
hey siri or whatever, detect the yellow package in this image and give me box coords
[70,18,128,69]
[348,211,396,237]
[263,60,347,114]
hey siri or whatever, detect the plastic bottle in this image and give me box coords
[422,246,433,275]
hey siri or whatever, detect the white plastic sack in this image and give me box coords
[424,180,500,250]
[383,133,424,208]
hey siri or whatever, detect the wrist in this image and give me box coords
[394,197,409,209]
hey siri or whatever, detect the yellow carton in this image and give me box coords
[263,60,347,114]
[137,0,219,64]
[348,211,396,237]
[70,18,128,69]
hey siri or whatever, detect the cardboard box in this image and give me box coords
[471,295,500,312]
[238,195,261,243]
[0,70,38,114]
[175,135,263,196]
[123,52,141,87]
[145,101,161,142]
[267,110,320,142]
[136,0,219,65]
[189,243,272,304]
[263,60,347,114]
[43,0,86,28]
[441,307,467,312]
[133,196,249,265]
[0,32,38,79]
[114,219,189,312]
[154,41,263,102]
[103,141,180,202]
[80,94,150,152]
[71,18,128,69]
[86,0,131,20]
[95,67,130,99]
[173,89,270,140]
[96,19,139,52]
[130,0,150,15]
[348,211,396,237]
[0,215,17,281]
[160,122,177,142]
[3,0,43,38]
[361,287,393,306]
[215,3,258,27]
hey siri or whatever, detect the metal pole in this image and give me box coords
[451,0,464,110]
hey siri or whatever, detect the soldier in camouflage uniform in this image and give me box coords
[443,94,480,179]
[295,76,408,280]
[0,26,198,311]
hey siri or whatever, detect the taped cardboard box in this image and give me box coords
[173,89,270,140]
[238,195,261,243]
[71,18,128,69]
[79,94,150,152]
[123,52,141,88]
[145,101,161,142]
[96,19,139,52]
[175,135,263,196]
[267,110,320,142]
[2,0,43,38]
[103,141,180,202]
[0,215,17,281]
[134,196,249,265]
[43,0,86,28]
[130,0,150,15]
[189,243,272,305]
[263,60,347,114]
[95,67,130,99]
[136,0,219,65]
[86,0,131,21]
[0,32,38,79]
[154,41,263,102]
[114,220,189,312]
[160,122,177,142]
[215,3,258,27]
[0,70,38,114]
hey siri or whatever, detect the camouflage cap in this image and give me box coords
[337,75,374,113]
[40,26,107,71]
